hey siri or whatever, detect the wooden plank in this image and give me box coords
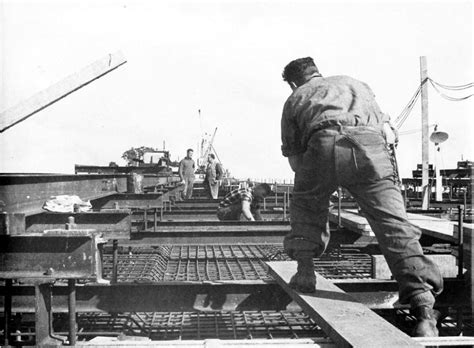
[0,51,127,132]
[328,210,374,236]
[267,261,422,348]
[329,208,469,242]
[414,336,474,346]
[77,338,336,347]
[373,254,460,279]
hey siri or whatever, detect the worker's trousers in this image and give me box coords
[217,204,242,221]
[182,176,195,200]
[217,204,261,221]
[284,126,443,304]
[208,180,220,199]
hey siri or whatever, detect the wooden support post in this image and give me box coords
[0,52,127,133]
[267,262,422,347]
[420,56,430,210]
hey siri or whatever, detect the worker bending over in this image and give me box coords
[217,183,272,221]
[280,57,443,337]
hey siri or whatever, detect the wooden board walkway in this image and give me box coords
[328,210,374,236]
[329,209,474,242]
[267,261,422,348]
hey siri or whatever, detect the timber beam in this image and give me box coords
[267,261,423,347]
[0,52,127,133]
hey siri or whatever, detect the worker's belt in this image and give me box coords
[310,123,384,137]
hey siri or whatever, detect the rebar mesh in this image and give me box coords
[58,310,324,341]
[102,244,372,282]
[6,308,473,343]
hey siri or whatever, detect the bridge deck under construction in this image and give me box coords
[1,176,473,347]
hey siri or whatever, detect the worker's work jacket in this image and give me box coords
[205,161,223,182]
[281,74,390,157]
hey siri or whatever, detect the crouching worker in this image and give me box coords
[280,57,443,337]
[217,183,272,221]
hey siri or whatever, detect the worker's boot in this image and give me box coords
[410,292,439,337]
[289,252,316,293]
[411,306,440,337]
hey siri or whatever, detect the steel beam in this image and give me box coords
[0,230,104,280]
[3,279,12,345]
[34,282,65,346]
[174,201,286,209]
[137,220,290,231]
[159,210,287,222]
[0,212,25,235]
[0,278,466,313]
[1,283,294,313]
[68,279,77,346]
[25,211,131,240]
[130,231,288,244]
[92,193,167,210]
[0,174,128,216]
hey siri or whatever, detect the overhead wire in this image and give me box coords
[428,78,473,101]
[394,76,472,129]
[394,82,423,129]
[428,79,473,91]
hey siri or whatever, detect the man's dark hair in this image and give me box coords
[256,183,272,196]
[209,154,215,159]
[187,148,194,153]
[282,57,319,83]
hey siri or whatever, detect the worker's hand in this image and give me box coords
[180,179,185,185]
[288,154,304,172]
[242,200,255,221]
[210,179,217,185]
[382,122,398,145]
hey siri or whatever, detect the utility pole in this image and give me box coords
[420,56,430,210]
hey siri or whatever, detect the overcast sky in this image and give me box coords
[0,0,472,181]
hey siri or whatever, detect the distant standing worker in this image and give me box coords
[217,183,271,221]
[178,149,196,200]
[205,154,223,199]
[280,57,443,337]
